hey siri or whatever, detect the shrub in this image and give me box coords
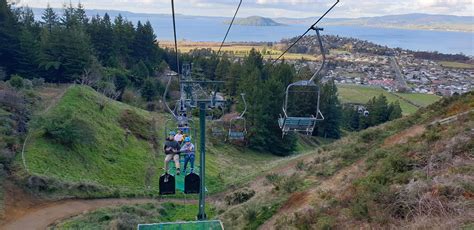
[42,112,96,147]
[8,75,23,89]
[225,188,255,205]
[32,78,45,87]
[295,160,305,171]
[359,128,384,144]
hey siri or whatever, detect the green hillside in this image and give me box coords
[217,92,474,229]
[16,86,306,197]
[337,84,441,114]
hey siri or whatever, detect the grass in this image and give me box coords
[438,61,474,69]
[337,84,440,114]
[53,202,216,229]
[21,86,159,195]
[394,92,441,107]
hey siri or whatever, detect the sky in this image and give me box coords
[11,0,474,18]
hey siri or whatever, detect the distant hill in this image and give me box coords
[226,16,284,26]
[28,7,471,32]
[276,13,474,32]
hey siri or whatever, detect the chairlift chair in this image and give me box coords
[228,93,248,141]
[278,27,326,137]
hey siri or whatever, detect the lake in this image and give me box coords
[127,14,474,55]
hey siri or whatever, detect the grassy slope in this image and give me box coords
[218,92,473,229]
[17,86,301,197]
[337,84,440,114]
[22,86,158,195]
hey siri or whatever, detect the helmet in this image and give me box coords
[184,137,191,142]
[169,131,176,136]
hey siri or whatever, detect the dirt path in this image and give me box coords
[1,180,197,230]
[2,199,155,230]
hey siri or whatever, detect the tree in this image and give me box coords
[131,60,149,85]
[388,101,402,120]
[141,78,157,101]
[88,13,115,66]
[214,57,230,81]
[225,62,241,97]
[0,0,21,75]
[41,4,58,32]
[318,79,342,139]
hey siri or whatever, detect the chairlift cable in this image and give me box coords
[217,0,243,56]
[171,0,180,75]
[272,0,339,65]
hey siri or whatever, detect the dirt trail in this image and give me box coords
[383,125,425,147]
[1,181,197,230]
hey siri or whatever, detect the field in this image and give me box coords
[438,61,474,69]
[337,84,441,114]
[159,41,318,61]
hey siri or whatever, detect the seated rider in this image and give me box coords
[180,137,195,173]
[174,130,185,145]
[164,131,181,175]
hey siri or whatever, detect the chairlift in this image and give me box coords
[356,105,369,117]
[228,93,247,141]
[278,28,326,137]
[211,119,225,137]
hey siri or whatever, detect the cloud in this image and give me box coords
[17,0,474,18]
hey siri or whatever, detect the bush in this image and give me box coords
[32,78,45,87]
[8,75,24,89]
[225,188,255,205]
[42,112,96,147]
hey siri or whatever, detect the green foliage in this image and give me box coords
[8,74,24,89]
[42,111,96,147]
[0,2,166,84]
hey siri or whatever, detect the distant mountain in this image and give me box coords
[226,16,284,26]
[275,13,474,32]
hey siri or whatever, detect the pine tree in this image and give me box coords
[88,13,115,66]
[215,57,230,81]
[388,101,402,120]
[41,4,58,32]
[318,79,342,139]
[224,62,241,97]
[75,3,88,26]
[141,78,157,101]
[0,0,20,75]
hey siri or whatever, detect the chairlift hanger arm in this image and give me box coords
[271,0,339,65]
[239,93,247,118]
[163,74,178,120]
[309,28,326,83]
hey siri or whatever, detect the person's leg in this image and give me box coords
[173,154,180,170]
[183,154,189,172]
[190,154,195,172]
[164,154,172,173]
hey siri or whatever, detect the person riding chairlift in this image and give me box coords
[180,137,195,174]
[174,130,185,145]
[164,131,181,175]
